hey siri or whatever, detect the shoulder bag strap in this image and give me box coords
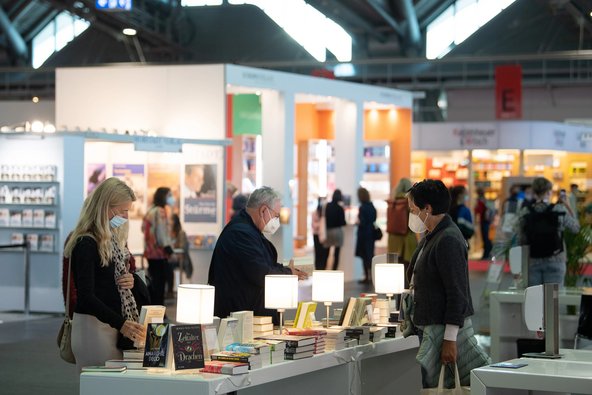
[65,257,72,319]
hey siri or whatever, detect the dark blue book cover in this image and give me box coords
[172,324,205,370]
[143,323,170,368]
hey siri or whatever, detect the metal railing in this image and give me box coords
[0,242,31,315]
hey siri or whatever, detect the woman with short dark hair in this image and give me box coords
[406,179,489,389]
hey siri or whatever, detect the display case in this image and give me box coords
[361,142,390,245]
[0,166,59,254]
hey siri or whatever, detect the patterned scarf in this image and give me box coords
[111,236,139,322]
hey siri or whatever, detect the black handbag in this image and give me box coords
[373,225,383,241]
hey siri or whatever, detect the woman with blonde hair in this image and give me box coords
[65,177,145,373]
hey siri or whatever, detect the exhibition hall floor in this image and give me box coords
[0,271,496,395]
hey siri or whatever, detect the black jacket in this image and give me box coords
[208,210,291,322]
[325,201,346,229]
[355,201,377,261]
[410,215,474,327]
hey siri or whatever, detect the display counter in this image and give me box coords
[470,349,592,395]
[489,290,582,362]
[80,336,420,395]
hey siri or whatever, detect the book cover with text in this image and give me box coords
[171,324,205,370]
[143,323,170,368]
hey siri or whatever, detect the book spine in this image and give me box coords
[211,355,251,363]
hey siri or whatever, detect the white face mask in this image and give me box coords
[408,211,428,234]
[110,215,127,228]
[166,195,176,206]
[262,207,281,235]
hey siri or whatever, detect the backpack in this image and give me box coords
[387,198,409,235]
[523,204,565,258]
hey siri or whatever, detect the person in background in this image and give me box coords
[169,214,193,283]
[142,187,175,306]
[355,187,377,284]
[208,186,308,322]
[521,185,534,208]
[517,177,580,286]
[406,179,489,389]
[64,177,145,373]
[231,193,249,221]
[387,177,417,287]
[569,183,580,216]
[449,185,474,244]
[474,188,493,260]
[323,189,347,270]
[311,197,329,270]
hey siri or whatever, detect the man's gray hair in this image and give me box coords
[246,186,282,209]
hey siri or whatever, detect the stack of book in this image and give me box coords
[345,327,370,346]
[369,326,386,342]
[123,349,144,360]
[375,299,390,324]
[105,359,144,369]
[253,316,274,337]
[201,360,249,375]
[224,342,271,367]
[256,339,286,364]
[230,311,254,342]
[286,328,326,354]
[379,323,399,338]
[210,351,262,370]
[256,334,315,360]
[339,297,373,327]
[324,327,346,351]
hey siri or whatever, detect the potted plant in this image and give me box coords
[564,219,592,289]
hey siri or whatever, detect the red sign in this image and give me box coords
[495,65,522,119]
[311,69,335,79]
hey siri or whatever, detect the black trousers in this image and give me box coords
[313,234,329,270]
[147,258,167,306]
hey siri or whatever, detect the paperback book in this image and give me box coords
[143,323,171,368]
[135,305,166,348]
[201,360,249,375]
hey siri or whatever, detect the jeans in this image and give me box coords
[480,221,492,259]
[527,259,566,287]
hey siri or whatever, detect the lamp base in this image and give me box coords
[278,308,285,335]
[324,301,332,328]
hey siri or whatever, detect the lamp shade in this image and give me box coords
[265,275,298,309]
[176,284,215,324]
[374,263,405,295]
[312,270,344,303]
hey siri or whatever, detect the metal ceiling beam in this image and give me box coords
[414,0,440,21]
[0,6,28,61]
[397,0,421,51]
[22,9,59,42]
[366,0,404,37]
[307,0,388,43]
[419,0,455,30]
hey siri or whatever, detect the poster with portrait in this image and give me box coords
[113,164,146,219]
[86,163,106,196]
[183,164,217,223]
[147,164,180,215]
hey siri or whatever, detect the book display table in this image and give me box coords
[470,349,592,395]
[81,336,420,395]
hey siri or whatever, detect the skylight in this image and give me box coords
[32,11,90,69]
[185,0,352,62]
[426,0,516,60]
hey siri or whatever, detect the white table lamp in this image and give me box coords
[374,263,405,311]
[312,270,344,328]
[265,275,299,334]
[176,284,215,324]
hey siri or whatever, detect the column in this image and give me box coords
[334,99,364,282]
[261,90,294,262]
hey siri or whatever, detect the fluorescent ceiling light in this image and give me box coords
[229,0,352,62]
[122,28,137,36]
[334,63,355,77]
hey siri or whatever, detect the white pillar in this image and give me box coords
[261,90,294,262]
[334,99,364,282]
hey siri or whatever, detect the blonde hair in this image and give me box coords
[64,177,136,267]
[391,178,413,199]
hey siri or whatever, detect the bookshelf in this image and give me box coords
[361,142,390,242]
[0,174,59,254]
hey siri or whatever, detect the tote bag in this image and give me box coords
[57,258,76,364]
[420,365,470,395]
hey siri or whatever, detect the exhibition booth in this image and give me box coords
[0,64,414,312]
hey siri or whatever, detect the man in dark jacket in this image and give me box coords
[208,186,307,322]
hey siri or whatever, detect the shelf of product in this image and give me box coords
[362,142,390,243]
[0,166,59,253]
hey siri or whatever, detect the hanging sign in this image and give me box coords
[232,94,262,136]
[134,136,183,153]
[495,65,522,120]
